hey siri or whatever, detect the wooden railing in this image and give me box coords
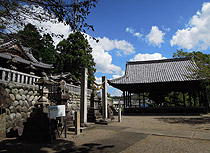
[0,67,92,95]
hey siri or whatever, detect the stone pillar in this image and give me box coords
[80,68,88,124]
[102,76,107,119]
[75,111,80,135]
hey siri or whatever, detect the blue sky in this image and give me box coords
[82,0,210,96]
[26,0,210,96]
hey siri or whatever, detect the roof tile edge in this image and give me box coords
[127,58,190,65]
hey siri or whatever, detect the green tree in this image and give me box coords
[18,23,43,60]
[17,23,58,69]
[173,49,210,80]
[173,49,210,103]
[56,31,96,86]
[0,0,97,38]
[41,33,58,66]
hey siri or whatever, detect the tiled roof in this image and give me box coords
[0,39,53,69]
[109,58,199,85]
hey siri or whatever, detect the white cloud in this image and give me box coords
[130,53,167,61]
[112,70,125,79]
[125,27,143,38]
[35,21,71,45]
[88,36,135,74]
[95,76,102,84]
[134,32,141,37]
[161,26,171,32]
[171,2,210,50]
[126,27,135,34]
[17,5,71,45]
[146,26,165,47]
[97,37,135,55]
[88,37,121,74]
[116,51,122,57]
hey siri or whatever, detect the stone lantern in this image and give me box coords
[34,76,55,108]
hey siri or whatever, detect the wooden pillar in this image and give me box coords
[189,91,192,106]
[183,92,186,107]
[118,105,121,122]
[203,88,209,113]
[124,91,127,108]
[143,92,145,107]
[123,91,125,109]
[193,91,196,107]
[200,90,205,106]
[174,91,176,107]
[127,92,129,108]
[127,91,129,108]
[129,92,132,107]
[198,90,201,106]
[139,93,141,108]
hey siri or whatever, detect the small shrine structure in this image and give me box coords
[108,58,209,114]
[0,39,53,76]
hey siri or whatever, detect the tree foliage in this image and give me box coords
[0,0,97,38]
[56,31,96,86]
[173,49,210,81]
[17,23,58,66]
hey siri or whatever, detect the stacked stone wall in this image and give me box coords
[67,92,91,126]
[2,83,40,136]
[1,82,91,136]
[68,92,90,110]
[0,112,6,140]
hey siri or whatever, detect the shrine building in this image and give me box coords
[0,39,53,76]
[108,58,209,114]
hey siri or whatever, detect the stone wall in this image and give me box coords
[1,82,91,137]
[2,82,40,136]
[0,112,6,140]
[68,92,91,110]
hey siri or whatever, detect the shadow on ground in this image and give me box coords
[0,138,114,153]
[156,117,210,125]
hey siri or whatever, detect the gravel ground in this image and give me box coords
[1,115,210,153]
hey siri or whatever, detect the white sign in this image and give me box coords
[49,105,65,119]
